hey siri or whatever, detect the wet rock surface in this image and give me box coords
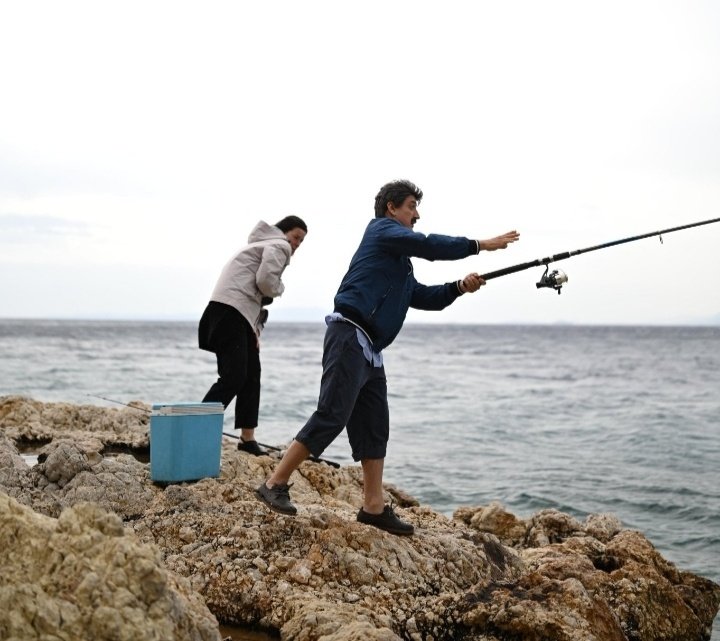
[1,395,719,640]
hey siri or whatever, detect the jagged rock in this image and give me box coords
[37,438,95,487]
[0,432,34,505]
[456,502,720,640]
[0,493,221,641]
[0,432,158,519]
[0,395,149,448]
[584,512,623,542]
[455,500,529,546]
[1,396,719,641]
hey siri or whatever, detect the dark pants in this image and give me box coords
[200,302,261,430]
[295,321,388,461]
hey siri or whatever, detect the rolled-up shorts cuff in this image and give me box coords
[295,434,329,459]
[295,436,387,462]
[350,446,386,462]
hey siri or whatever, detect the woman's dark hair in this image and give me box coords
[274,215,307,233]
[374,180,423,218]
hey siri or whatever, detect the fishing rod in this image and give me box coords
[481,216,720,294]
[89,394,152,413]
[88,394,340,468]
[220,431,340,468]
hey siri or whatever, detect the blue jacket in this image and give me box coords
[333,218,478,351]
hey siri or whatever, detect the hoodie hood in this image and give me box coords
[248,220,286,244]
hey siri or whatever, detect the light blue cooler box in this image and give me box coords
[150,402,224,483]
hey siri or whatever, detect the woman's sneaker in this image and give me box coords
[357,505,414,536]
[238,439,268,456]
[256,482,297,515]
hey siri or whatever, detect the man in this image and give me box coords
[256,180,518,535]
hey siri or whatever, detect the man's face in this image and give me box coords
[388,195,420,229]
[285,228,306,254]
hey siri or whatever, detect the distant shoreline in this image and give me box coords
[1,317,719,327]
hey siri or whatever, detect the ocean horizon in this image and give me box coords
[2,312,720,325]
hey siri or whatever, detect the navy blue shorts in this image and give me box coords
[295,321,388,461]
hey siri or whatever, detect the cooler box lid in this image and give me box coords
[151,402,224,416]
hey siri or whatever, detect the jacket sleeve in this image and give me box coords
[375,219,477,261]
[409,279,462,311]
[256,242,290,298]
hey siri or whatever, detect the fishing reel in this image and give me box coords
[536,266,568,294]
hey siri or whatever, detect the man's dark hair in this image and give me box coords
[374,180,423,218]
[274,215,307,233]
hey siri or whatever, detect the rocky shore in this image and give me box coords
[1,395,719,641]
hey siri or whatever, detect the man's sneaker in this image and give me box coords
[255,482,297,515]
[238,439,268,456]
[357,505,414,536]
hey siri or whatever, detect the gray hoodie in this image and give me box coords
[209,221,291,335]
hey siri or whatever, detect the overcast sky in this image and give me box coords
[1,0,719,325]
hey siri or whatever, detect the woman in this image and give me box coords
[199,215,307,454]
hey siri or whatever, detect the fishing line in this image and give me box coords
[88,393,151,413]
[220,430,340,468]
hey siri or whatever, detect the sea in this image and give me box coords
[1,319,719,638]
